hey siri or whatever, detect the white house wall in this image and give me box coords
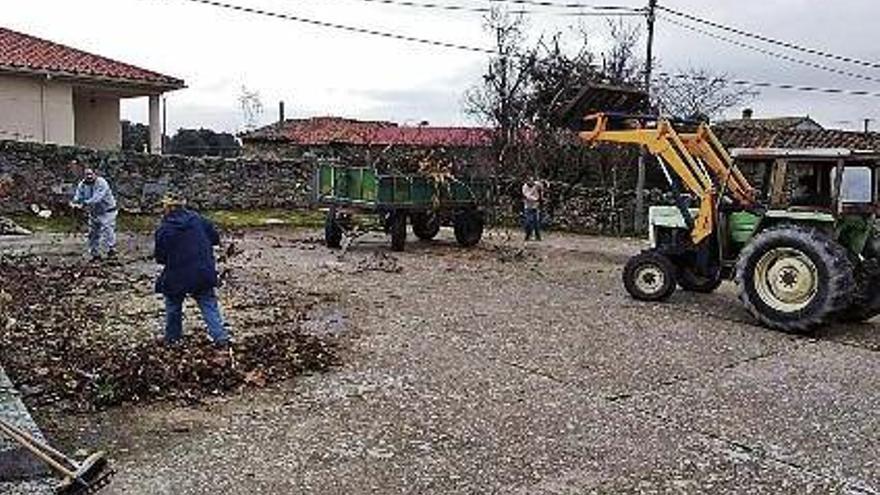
[0,74,74,145]
[74,94,120,150]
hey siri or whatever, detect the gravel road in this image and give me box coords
[4,227,878,494]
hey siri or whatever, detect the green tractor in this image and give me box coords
[639,147,880,332]
[578,111,879,332]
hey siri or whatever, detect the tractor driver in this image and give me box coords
[791,173,823,207]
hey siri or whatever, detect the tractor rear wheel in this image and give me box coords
[411,211,441,241]
[623,251,677,301]
[735,225,854,333]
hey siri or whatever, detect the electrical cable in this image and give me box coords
[344,0,644,16]
[162,0,880,99]
[659,15,880,85]
[167,0,494,54]
[483,0,643,11]
[654,71,880,98]
[659,5,880,71]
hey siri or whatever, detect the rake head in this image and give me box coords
[55,452,115,495]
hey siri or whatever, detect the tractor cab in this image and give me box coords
[731,148,880,211]
[731,148,880,258]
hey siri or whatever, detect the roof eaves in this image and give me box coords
[0,64,185,93]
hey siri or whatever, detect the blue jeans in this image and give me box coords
[164,290,229,344]
[524,208,541,240]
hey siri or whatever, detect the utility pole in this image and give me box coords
[864,118,874,134]
[634,0,658,233]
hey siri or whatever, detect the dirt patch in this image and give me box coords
[0,254,339,412]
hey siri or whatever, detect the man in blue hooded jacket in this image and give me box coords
[154,194,229,347]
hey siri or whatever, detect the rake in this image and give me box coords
[0,417,114,494]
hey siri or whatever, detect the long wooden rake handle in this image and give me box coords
[0,416,79,467]
[0,418,76,479]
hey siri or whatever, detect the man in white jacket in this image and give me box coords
[71,165,118,260]
[522,177,547,241]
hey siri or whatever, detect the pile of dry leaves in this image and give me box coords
[0,255,339,411]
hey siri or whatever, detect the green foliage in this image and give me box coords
[167,128,241,158]
[121,120,150,153]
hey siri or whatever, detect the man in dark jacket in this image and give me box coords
[154,194,229,347]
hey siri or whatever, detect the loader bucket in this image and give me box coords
[554,83,649,131]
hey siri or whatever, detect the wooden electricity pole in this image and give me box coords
[634,0,658,233]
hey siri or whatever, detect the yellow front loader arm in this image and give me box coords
[578,113,719,245]
[680,123,757,208]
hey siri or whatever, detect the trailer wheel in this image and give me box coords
[454,210,484,247]
[623,251,677,301]
[389,212,407,252]
[736,225,854,333]
[411,211,441,241]
[324,212,343,249]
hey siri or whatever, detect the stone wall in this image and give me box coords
[0,140,313,214]
[0,139,662,235]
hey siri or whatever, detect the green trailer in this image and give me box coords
[313,164,491,251]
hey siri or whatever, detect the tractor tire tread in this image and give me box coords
[735,224,854,333]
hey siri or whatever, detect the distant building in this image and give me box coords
[717,108,824,132]
[0,26,184,152]
[240,116,495,174]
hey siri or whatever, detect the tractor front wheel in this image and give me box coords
[736,225,854,333]
[623,251,677,301]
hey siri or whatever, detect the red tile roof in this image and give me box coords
[241,117,494,147]
[0,26,184,90]
[715,127,880,151]
[241,116,880,153]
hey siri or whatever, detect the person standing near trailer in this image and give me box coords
[522,177,547,241]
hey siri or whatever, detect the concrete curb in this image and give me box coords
[0,366,50,481]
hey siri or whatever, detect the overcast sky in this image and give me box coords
[5,0,880,133]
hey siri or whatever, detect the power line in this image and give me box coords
[484,0,643,11]
[659,6,880,71]
[659,14,880,85]
[166,0,494,53]
[343,0,644,16]
[655,71,880,98]
[161,0,880,99]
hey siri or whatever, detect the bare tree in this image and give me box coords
[653,68,758,120]
[238,86,264,131]
[603,19,643,85]
[464,8,542,174]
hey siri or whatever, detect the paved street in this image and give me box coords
[4,229,878,494]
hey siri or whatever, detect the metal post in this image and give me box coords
[634,0,658,233]
[162,96,167,154]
